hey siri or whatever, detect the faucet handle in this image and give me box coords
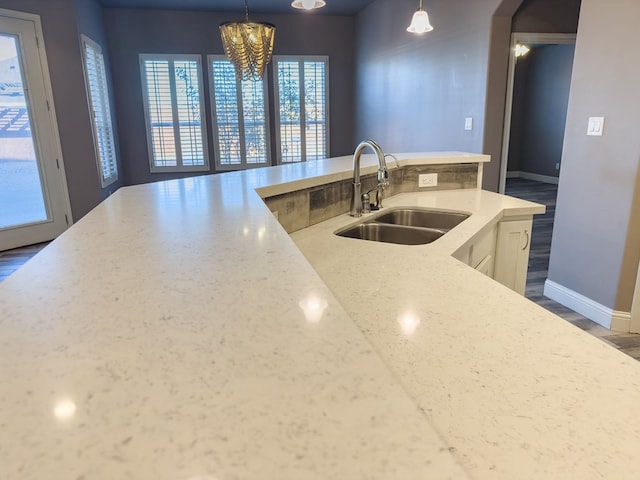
[378,167,389,186]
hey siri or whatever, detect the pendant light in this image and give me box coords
[291,0,326,10]
[220,0,276,80]
[407,0,434,34]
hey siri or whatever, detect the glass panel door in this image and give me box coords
[0,33,48,229]
[0,12,70,251]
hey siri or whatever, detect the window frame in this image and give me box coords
[79,34,118,188]
[273,55,330,164]
[207,54,272,171]
[139,53,209,173]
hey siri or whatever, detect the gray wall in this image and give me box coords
[507,44,575,177]
[482,0,525,191]
[548,0,640,311]
[0,0,106,220]
[74,0,123,197]
[512,0,581,33]
[505,50,528,172]
[103,8,355,186]
[353,0,504,158]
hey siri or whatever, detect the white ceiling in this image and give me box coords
[98,0,378,16]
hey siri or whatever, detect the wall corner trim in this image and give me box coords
[544,280,631,332]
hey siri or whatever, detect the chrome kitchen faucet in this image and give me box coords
[349,140,388,217]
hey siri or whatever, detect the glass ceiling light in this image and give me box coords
[515,44,531,58]
[291,0,326,10]
[407,0,434,34]
[220,0,276,81]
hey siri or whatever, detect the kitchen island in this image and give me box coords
[1,152,640,479]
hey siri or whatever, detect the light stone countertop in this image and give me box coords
[0,153,481,480]
[291,190,640,480]
[3,151,639,479]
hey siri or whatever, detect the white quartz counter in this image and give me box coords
[291,190,640,479]
[0,153,479,480]
[2,152,640,479]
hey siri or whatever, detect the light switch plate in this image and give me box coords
[419,173,438,188]
[464,117,473,131]
[587,116,605,136]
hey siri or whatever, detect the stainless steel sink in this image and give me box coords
[373,208,470,230]
[336,223,444,245]
[335,207,470,245]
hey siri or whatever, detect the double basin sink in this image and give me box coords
[335,207,470,245]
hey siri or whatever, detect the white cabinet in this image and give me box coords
[475,253,494,277]
[468,224,496,277]
[493,219,532,295]
[452,224,496,277]
[452,217,533,294]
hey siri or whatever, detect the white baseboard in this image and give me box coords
[544,280,631,332]
[507,171,560,185]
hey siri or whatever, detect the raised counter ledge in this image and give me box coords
[254,151,489,198]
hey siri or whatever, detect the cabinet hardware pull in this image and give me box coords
[522,230,530,250]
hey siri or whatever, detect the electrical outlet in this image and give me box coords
[464,117,473,131]
[419,173,438,188]
[555,163,560,170]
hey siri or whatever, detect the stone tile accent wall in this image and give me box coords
[263,163,479,233]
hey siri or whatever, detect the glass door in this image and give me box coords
[0,12,70,251]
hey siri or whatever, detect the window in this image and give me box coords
[139,54,208,172]
[274,56,329,163]
[80,34,118,187]
[208,55,270,170]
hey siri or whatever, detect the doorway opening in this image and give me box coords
[499,33,576,192]
[499,33,575,302]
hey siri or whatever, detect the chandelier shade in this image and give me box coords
[406,0,434,34]
[220,1,276,81]
[291,0,326,9]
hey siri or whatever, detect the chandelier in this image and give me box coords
[219,0,276,81]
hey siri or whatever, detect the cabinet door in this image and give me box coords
[493,219,532,295]
[469,224,497,274]
[475,253,494,277]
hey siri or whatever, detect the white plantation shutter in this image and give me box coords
[209,56,269,169]
[274,56,329,164]
[303,60,327,161]
[80,35,118,187]
[140,54,209,172]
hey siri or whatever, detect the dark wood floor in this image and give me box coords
[2,183,640,360]
[506,178,640,360]
[0,241,49,282]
